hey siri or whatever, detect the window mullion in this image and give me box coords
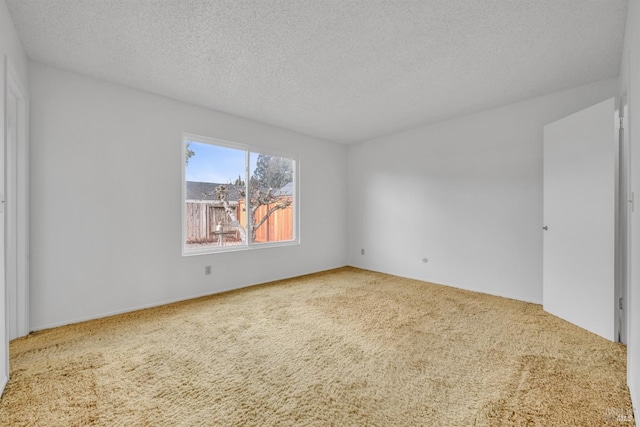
[245,149,251,247]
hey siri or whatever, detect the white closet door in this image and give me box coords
[543,97,616,341]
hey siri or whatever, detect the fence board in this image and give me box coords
[186,198,292,244]
[238,197,293,243]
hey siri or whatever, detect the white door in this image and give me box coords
[543,97,617,341]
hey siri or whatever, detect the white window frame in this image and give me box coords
[181,133,299,256]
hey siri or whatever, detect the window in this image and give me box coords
[182,134,298,255]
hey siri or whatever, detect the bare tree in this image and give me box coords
[214,183,291,242]
[214,184,246,242]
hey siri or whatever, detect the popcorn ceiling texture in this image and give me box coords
[6,0,628,143]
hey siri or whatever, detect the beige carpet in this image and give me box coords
[0,267,634,426]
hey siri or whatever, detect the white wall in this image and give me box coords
[619,0,640,419]
[28,61,347,330]
[347,78,618,304]
[0,0,29,394]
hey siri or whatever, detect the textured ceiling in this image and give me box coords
[6,0,628,144]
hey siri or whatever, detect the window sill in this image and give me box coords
[182,239,300,257]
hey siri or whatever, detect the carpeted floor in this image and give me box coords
[0,267,634,426]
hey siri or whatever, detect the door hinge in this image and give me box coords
[619,297,624,310]
[620,117,624,128]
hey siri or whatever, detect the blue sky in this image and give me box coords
[185,140,257,184]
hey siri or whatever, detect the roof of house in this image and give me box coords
[186,182,241,201]
[277,182,294,196]
[186,181,293,201]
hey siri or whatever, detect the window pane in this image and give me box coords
[184,140,247,250]
[248,152,295,244]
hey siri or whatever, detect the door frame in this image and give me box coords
[617,95,629,343]
[4,57,29,342]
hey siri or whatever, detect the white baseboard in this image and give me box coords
[347,263,543,305]
[32,264,349,332]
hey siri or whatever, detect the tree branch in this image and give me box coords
[252,199,292,233]
[214,185,246,242]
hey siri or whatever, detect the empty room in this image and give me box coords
[1,0,639,425]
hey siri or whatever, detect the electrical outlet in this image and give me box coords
[422,258,428,263]
[205,265,212,275]
[361,249,365,255]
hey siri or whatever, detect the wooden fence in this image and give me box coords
[185,201,240,243]
[238,198,294,243]
[185,198,293,244]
